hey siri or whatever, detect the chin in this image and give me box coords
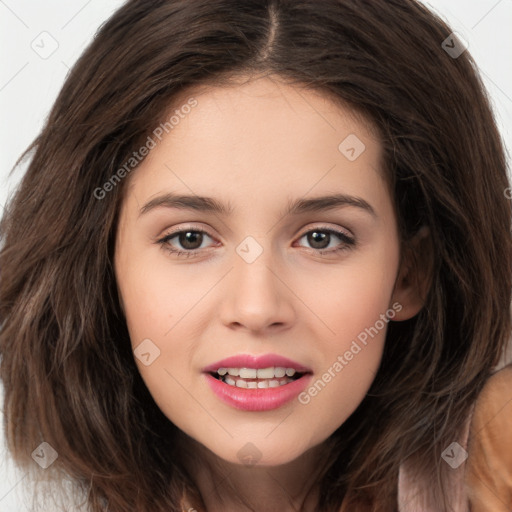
[208,438,311,468]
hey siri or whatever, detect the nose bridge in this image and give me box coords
[220,234,294,331]
[233,234,280,303]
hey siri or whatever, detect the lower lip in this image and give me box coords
[204,373,312,411]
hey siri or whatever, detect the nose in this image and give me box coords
[218,244,296,334]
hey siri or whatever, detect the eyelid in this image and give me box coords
[155,223,217,241]
[295,223,354,240]
[157,222,354,241]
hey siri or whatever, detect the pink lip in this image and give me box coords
[202,353,313,411]
[202,353,312,373]
[204,373,313,411]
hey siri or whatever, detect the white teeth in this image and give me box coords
[214,366,306,389]
[274,367,286,378]
[239,368,257,379]
[216,366,301,379]
[221,376,295,388]
[256,367,275,379]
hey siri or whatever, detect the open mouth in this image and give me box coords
[204,361,314,410]
[209,367,306,389]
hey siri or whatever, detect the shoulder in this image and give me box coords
[465,365,512,511]
[470,365,512,429]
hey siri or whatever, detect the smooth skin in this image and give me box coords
[114,75,428,512]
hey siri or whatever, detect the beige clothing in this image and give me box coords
[465,365,512,510]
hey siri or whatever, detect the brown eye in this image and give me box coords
[158,229,216,255]
[178,231,204,250]
[307,231,330,249]
[296,228,355,253]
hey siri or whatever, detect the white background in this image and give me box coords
[1,1,512,510]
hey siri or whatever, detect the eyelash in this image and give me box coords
[156,225,356,259]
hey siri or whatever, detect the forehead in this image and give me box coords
[168,75,374,149]
[123,76,388,214]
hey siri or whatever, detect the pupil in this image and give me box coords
[180,231,202,250]
[308,231,329,249]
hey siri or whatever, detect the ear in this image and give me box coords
[390,225,433,321]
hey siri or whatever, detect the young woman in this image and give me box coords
[1,1,511,511]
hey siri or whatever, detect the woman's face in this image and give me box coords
[114,76,418,466]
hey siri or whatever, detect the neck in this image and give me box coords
[178,434,331,512]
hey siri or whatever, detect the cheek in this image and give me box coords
[297,341,384,451]
[294,285,393,447]
[115,251,214,426]
[119,268,199,431]
[117,246,206,343]
[288,246,397,439]
[295,243,398,344]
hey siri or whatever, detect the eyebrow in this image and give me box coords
[138,192,376,218]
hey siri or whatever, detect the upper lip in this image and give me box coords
[202,353,312,373]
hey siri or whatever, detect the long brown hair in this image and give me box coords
[1,0,511,510]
